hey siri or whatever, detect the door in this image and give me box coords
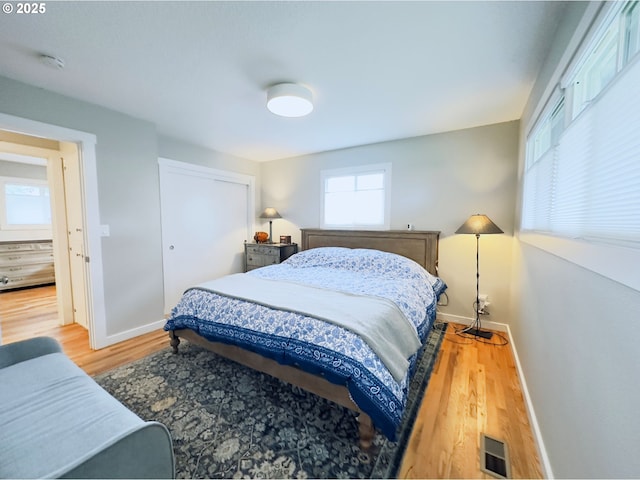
[159,159,253,313]
[61,148,89,329]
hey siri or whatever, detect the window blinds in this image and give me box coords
[523,56,640,247]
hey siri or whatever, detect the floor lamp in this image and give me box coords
[259,207,282,244]
[455,214,503,339]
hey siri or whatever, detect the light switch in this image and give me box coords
[100,225,110,237]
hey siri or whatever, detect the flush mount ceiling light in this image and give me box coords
[40,54,65,70]
[266,83,313,117]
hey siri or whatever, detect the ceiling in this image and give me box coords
[0,1,568,162]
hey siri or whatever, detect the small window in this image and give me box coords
[0,177,52,229]
[529,120,550,165]
[624,1,640,63]
[526,97,564,169]
[572,19,619,118]
[550,99,565,145]
[321,163,391,229]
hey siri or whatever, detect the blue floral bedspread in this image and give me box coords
[164,247,447,440]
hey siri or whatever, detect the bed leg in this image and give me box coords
[357,413,374,449]
[169,331,180,354]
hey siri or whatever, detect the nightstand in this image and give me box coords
[244,243,299,272]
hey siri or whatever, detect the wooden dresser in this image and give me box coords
[0,240,55,291]
[244,243,298,272]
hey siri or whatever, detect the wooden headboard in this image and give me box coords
[300,229,440,276]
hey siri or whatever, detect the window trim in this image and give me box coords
[320,162,392,230]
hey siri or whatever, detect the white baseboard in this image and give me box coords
[502,323,554,479]
[100,319,167,348]
[435,311,553,478]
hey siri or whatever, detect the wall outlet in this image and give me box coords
[407,223,414,231]
[478,294,490,314]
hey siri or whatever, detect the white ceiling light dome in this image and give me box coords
[267,83,314,117]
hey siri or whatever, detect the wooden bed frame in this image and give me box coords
[169,229,440,448]
[301,229,439,275]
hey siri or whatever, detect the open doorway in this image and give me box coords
[0,112,106,349]
[0,130,89,338]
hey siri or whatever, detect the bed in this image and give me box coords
[164,228,445,447]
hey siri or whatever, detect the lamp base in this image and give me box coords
[461,327,493,339]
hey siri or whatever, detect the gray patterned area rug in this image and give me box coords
[95,323,445,479]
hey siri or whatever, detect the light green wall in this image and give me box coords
[260,121,520,325]
[158,136,261,215]
[512,1,640,477]
[0,75,260,339]
[0,75,164,336]
[158,136,258,176]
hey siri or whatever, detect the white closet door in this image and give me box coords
[210,179,248,276]
[159,159,252,314]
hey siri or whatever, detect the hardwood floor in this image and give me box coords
[0,285,168,376]
[0,285,543,478]
[399,324,543,479]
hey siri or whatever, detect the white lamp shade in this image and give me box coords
[267,83,314,117]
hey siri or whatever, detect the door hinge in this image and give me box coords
[84,256,90,263]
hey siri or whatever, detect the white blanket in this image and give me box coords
[194,273,422,382]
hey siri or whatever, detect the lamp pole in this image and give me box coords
[455,214,502,340]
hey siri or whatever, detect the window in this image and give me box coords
[522,96,565,233]
[521,0,640,290]
[571,19,619,119]
[0,177,52,229]
[527,96,565,166]
[321,163,391,229]
[624,1,640,63]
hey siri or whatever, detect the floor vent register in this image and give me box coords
[480,433,511,479]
